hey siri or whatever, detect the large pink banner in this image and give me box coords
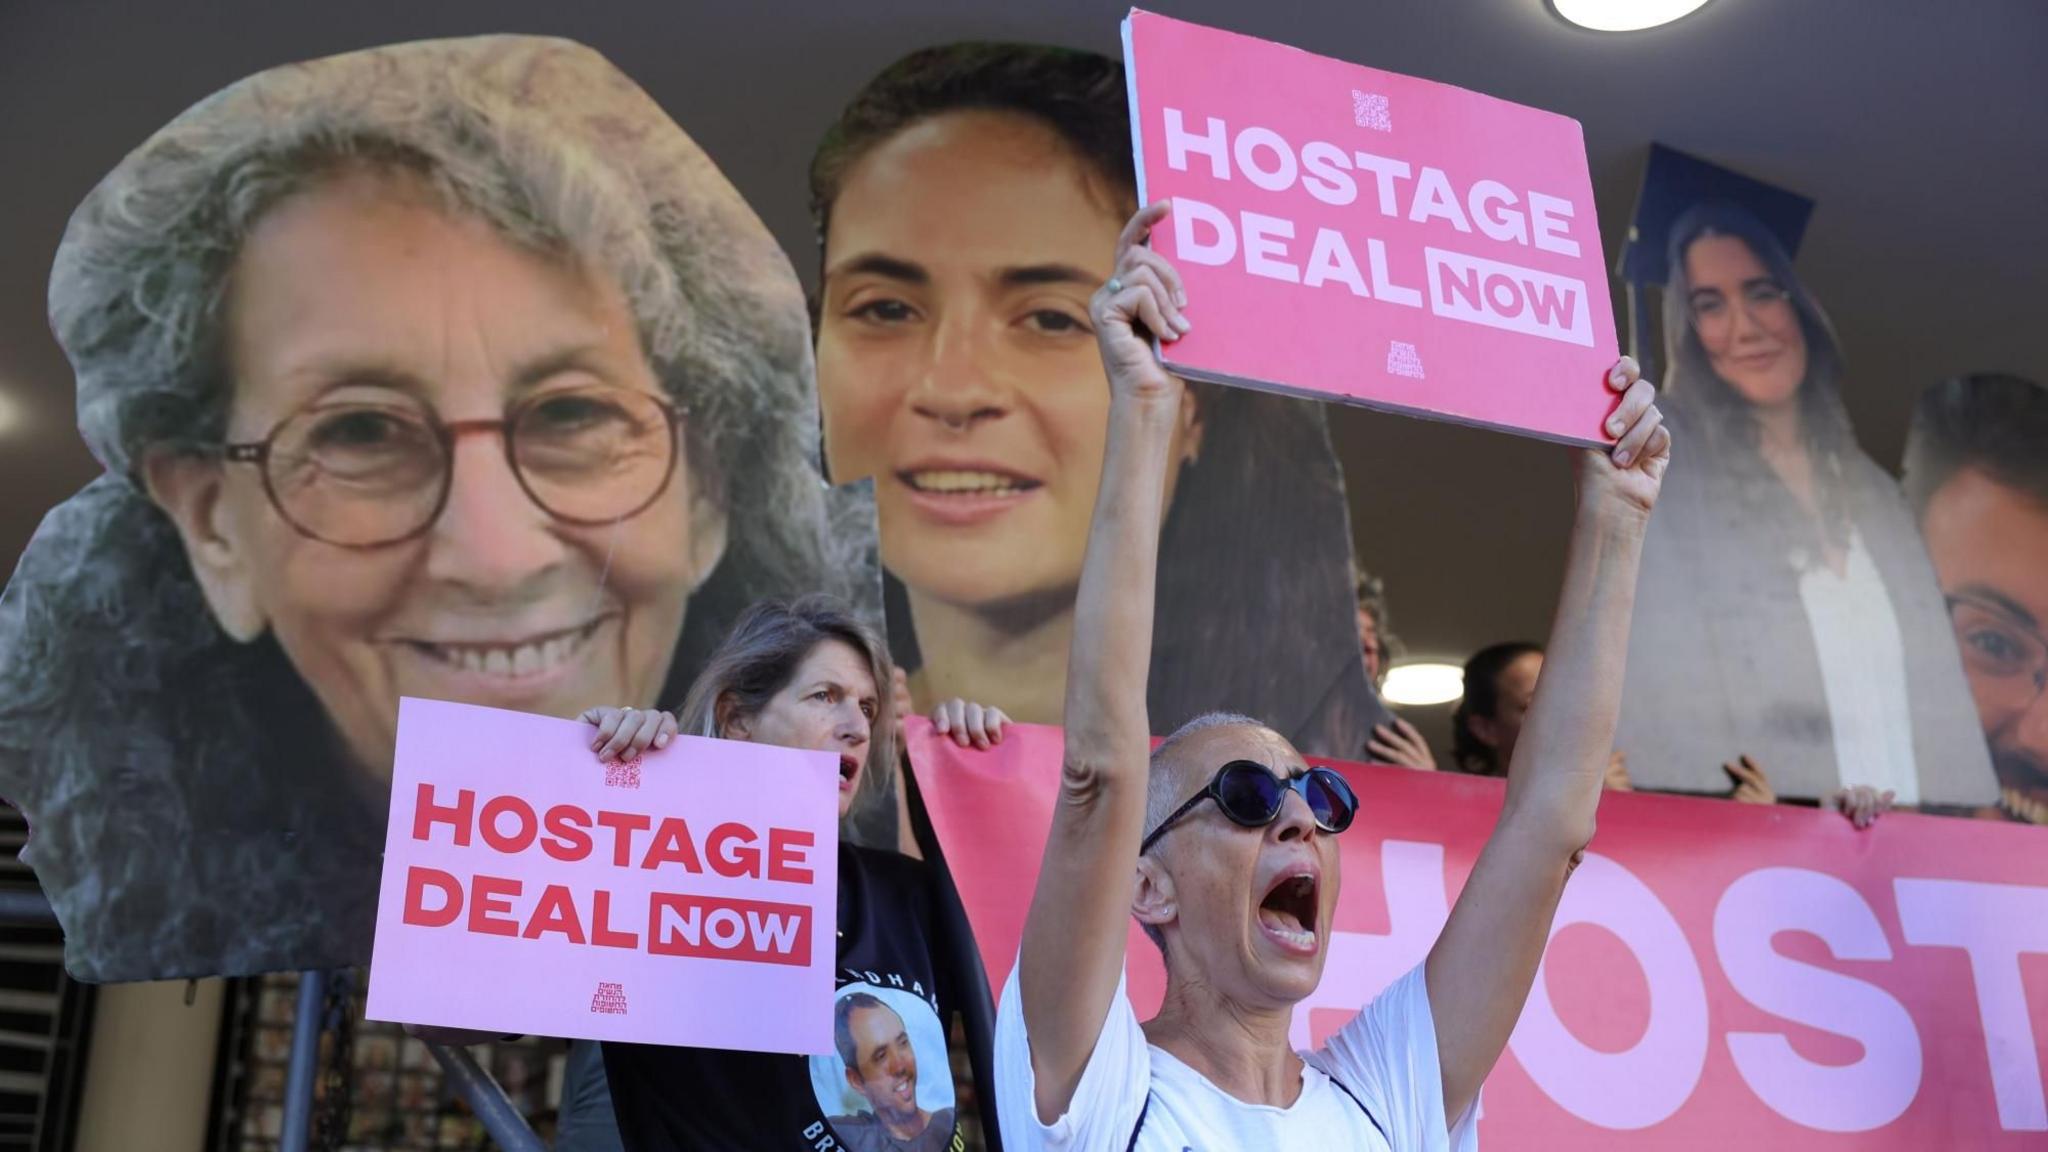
[1124,10,1622,445]
[908,717,2048,1148]
[366,698,842,1055]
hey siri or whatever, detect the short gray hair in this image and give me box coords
[0,36,840,980]
[1138,710,1269,954]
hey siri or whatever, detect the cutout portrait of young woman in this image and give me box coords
[809,43,1383,757]
[1616,201,1994,804]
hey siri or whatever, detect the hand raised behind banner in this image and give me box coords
[1825,784,1896,829]
[1575,357,1671,517]
[930,698,1011,751]
[1724,754,1776,804]
[1367,716,1438,770]
[1092,201,1191,404]
[579,705,678,762]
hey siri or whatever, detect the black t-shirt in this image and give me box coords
[604,843,966,1152]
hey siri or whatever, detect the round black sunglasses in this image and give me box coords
[1140,760,1358,854]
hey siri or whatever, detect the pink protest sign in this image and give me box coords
[365,697,841,1055]
[1123,10,1622,445]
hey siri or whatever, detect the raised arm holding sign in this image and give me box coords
[992,198,1669,1150]
[372,598,1014,1151]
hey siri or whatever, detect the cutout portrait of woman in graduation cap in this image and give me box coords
[809,43,1380,756]
[1616,199,1993,804]
[0,35,862,980]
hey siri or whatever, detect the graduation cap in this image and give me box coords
[1618,143,1815,286]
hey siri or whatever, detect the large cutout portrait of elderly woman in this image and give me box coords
[809,43,1381,755]
[1615,201,1994,803]
[0,36,863,980]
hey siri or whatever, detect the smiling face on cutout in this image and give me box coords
[721,638,879,820]
[816,109,1201,615]
[1684,233,1809,413]
[143,170,726,783]
[1920,468,2048,814]
[1135,723,1342,1010]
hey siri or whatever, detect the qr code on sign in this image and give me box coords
[1352,90,1392,132]
[604,756,642,789]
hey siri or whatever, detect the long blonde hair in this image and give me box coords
[677,595,897,814]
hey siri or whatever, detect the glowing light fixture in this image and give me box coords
[1381,662,1465,707]
[1549,0,1713,32]
[0,390,20,437]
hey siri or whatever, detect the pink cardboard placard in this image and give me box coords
[365,697,841,1055]
[1123,10,1621,445]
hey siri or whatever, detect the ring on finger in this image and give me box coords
[1106,276,1123,294]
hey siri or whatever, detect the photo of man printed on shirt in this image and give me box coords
[810,983,960,1152]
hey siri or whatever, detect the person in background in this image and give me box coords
[1356,571,1436,771]
[1616,201,1991,805]
[1902,372,2048,826]
[1464,641,1893,826]
[1451,643,1629,789]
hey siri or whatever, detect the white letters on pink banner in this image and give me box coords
[1508,853,1708,1129]
[1895,878,2048,1131]
[1715,868,1921,1131]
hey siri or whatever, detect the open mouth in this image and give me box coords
[839,754,862,792]
[403,617,607,679]
[898,468,1043,498]
[1257,872,1320,955]
[892,1077,914,1103]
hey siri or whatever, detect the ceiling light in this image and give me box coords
[0,391,21,437]
[1549,0,1713,32]
[1381,662,1464,707]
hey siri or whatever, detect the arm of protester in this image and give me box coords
[1017,201,1192,1123]
[1724,755,1776,804]
[580,706,677,763]
[1367,716,1438,770]
[1825,784,1896,829]
[1424,357,1668,1124]
[1605,749,1634,791]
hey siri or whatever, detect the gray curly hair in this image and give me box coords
[0,35,840,980]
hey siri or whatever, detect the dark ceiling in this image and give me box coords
[4,0,2045,745]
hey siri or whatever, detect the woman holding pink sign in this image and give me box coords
[568,596,1008,1151]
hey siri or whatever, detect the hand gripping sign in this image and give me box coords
[1123,9,1622,445]
[367,698,841,1055]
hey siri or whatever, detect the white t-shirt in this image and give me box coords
[1795,528,1919,804]
[995,960,1479,1151]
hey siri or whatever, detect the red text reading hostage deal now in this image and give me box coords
[399,784,817,967]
